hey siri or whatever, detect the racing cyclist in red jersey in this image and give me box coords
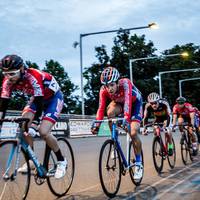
[0,55,67,178]
[172,96,198,156]
[91,66,143,180]
[143,92,174,156]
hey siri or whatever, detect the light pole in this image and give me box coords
[78,23,158,115]
[179,77,200,97]
[129,52,189,84]
[159,67,200,98]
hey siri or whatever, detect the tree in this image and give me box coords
[83,31,158,114]
[43,60,80,114]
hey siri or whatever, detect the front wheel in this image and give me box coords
[167,137,176,169]
[0,140,31,200]
[152,137,164,173]
[47,137,75,197]
[99,139,122,198]
[129,142,144,186]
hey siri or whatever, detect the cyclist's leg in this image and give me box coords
[129,98,143,179]
[39,91,67,178]
[106,101,122,130]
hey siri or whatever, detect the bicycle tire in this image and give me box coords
[167,137,176,169]
[47,137,75,197]
[99,139,122,198]
[129,142,144,186]
[152,137,164,173]
[0,140,31,200]
[181,133,189,165]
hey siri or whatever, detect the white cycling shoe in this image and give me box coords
[54,158,68,179]
[134,162,143,180]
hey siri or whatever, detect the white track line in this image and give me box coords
[0,182,8,200]
[123,160,200,200]
[155,171,198,199]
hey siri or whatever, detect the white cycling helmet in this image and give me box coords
[100,66,120,85]
[147,92,160,103]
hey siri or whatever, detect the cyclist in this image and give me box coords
[0,54,67,178]
[143,92,174,156]
[172,96,198,156]
[194,106,200,143]
[91,66,143,180]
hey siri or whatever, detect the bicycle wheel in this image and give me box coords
[99,139,122,198]
[129,142,144,186]
[0,140,31,200]
[167,137,176,169]
[47,137,75,197]
[152,137,164,173]
[181,134,189,165]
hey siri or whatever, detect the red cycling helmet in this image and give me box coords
[100,66,120,85]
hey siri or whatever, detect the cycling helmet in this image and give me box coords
[100,66,120,85]
[0,55,23,71]
[147,92,160,103]
[176,96,186,104]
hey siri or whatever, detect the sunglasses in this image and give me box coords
[2,69,20,78]
[150,101,158,105]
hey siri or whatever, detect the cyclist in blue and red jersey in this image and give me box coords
[0,54,67,178]
[91,66,143,180]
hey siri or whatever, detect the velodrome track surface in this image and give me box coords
[2,132,200,200]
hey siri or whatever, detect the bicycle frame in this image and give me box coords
[97,118,133,169]
[2,121,49,179]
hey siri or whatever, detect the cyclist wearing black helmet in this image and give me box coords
[91,66,143,180]
[172,96,198,156]
[0,54,67,178]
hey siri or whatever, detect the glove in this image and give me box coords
[172,125,175,132]
[91,121,100,135]
[91,126,99,135]
[143,128,148,135]
[122,118,130,132]
[28,127,37,137]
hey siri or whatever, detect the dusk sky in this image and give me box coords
[0,0,199,94]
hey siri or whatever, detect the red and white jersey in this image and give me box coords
[173,102,195,117]
[96,78,142,121]
[1,68,60,100]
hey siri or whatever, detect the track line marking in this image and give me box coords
[123,160,200,200]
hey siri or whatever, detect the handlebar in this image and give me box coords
[144,122,164,129]
[93,118,125,123]
[0,118,30,132]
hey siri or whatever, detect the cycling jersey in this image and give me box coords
[173,103,195,117]
[143,100,171,125]
[0,68,63,123]
[96,78,143,122]
[1,68,60,100]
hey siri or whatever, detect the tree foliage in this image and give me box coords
[83,31,200,114]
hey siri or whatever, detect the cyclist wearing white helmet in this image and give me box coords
[143,92,174,156]
[91,66,143,180]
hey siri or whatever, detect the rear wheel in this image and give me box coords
[181,134,189,165]
[99,139,121,198]
[152,137,164,173]
[129,142,144,186]
[47,137,75,197]
[0,140,31,200]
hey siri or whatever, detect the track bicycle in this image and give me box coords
[95,118,144,198]
[175,123,199,165]
[145,122,176,173]
[0,118,75,200]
